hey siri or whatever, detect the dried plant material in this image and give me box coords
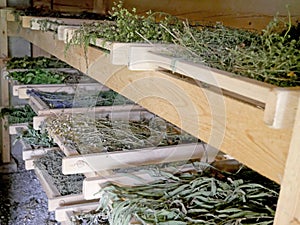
[45,114,199,154]
[27,89,133,109]
[97,167,279,225]
[34,150,84,196]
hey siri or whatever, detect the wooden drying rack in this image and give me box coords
[1,2,300,224]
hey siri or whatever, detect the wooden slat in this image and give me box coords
[23,147,59,160]
[62,143,211,175]
[130,50,273,104]
[274,97,300,225]
[0,9,10,163]
[1,117,10,163]
[35,166,85,211]
[55,201,99,222]
[9,123,28,135]
[6,22,293,183]
[33,104,144,130]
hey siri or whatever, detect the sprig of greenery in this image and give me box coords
[6,56,71,69]
[16,125,56,148]
[66,1,299,87]
[0,105,36,124]
[7,69,86,84]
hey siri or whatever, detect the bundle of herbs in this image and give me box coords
[34,150,84,196]
[7,69,85,84]
[0,105,36,124]
[27,89,134,109]
[16,125,56,149]
[6,56,71,69]
[96,166,279,225]
[45,114,198,155]
[66,1,300,87]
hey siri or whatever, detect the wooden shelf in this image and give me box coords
[4,9,300,224]
[6,20,293,184]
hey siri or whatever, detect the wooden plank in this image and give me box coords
[264,88,300,129]
[62,143,210,175]
[0,117,10,163]
[35,166,85,211]
[274,97,300,225]
[0,9,10,163]
[23,147,59,160]
[9,123,28,135]
[17,82,102,99]
[130,50,273,104]
[55,201,99,222]
[7,22,293,183]
[29,17,100,31]
[32,44,51,57]
[130,49,300,129]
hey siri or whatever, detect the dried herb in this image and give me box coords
[45,114,198,155]
[0,105,36,124]
[27,89,134,109]
[66,1,300,87]
[6,56,71,69]
[97,167,279,225]
[34,150,84,196]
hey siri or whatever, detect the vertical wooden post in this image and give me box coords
[0,5,11,163]
[274,97,300,225]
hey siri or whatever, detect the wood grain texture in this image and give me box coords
[274,97,300,225]
[0,10,10,163]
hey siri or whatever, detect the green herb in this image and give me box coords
[0,105,36,124]
[34,150,84,196]
[97,167,279,225]
[65,1,300,87]
[6,56,71,69]
[7,69,84,84]
[16,125,56,148]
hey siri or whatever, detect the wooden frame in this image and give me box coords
[19,139,91,211]
[2,67,96,99]
[5,9,300,224]
[55,201,99,224]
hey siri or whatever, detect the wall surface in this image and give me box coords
[30,0,300,30]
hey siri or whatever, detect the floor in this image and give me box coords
[0,137,60,225]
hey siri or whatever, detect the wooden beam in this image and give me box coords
[274,97,300,225]
[0,9,10,163]
[7,23,293,183]
[62,143,225,175]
